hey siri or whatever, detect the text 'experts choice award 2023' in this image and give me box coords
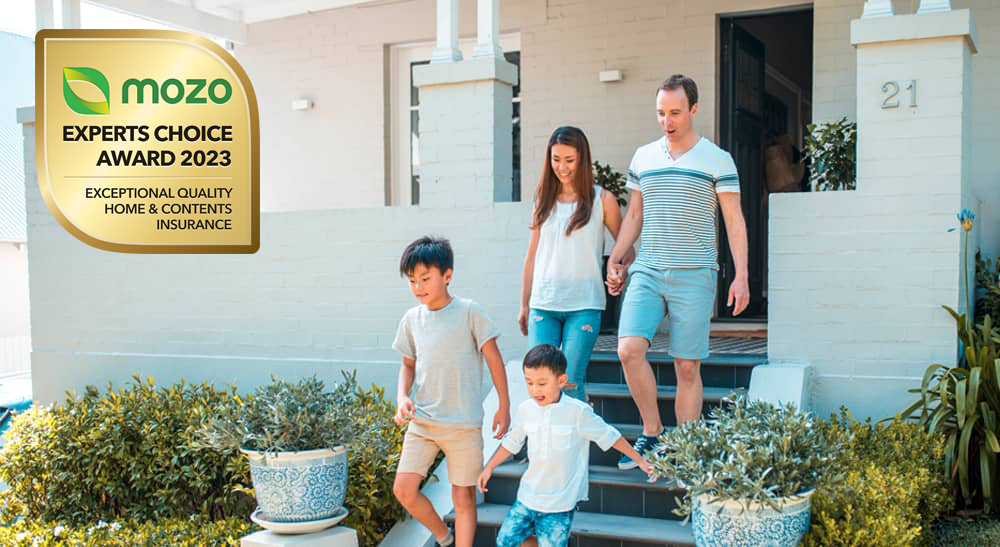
[36,30,260,253]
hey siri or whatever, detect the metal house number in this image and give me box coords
[881,80,917,109]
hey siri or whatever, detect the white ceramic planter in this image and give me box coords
[691,489,814,547]
[241,446,348,523]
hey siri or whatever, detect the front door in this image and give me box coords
[718,19,767,319]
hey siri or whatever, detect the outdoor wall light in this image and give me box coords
[599,70,623,82]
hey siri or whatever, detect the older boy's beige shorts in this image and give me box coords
[397,420,483,487]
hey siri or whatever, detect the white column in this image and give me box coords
[918,0,952,14]
[430,0,461,64]
[473,0,503,60]
[861,0,893,19]
[62,0,81,29]
[36,0,54,31]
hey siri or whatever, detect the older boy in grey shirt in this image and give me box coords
[392,236,512,547]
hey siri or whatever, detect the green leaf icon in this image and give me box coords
[63,67,110,115]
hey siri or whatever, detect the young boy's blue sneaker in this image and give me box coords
[617,428,664,470]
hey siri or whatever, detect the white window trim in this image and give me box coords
[389,34,520,206]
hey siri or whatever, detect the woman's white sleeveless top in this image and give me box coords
[529,186,606,311]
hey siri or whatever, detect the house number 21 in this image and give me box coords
[881,80,917,109]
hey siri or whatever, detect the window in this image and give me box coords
[390,36,521,206]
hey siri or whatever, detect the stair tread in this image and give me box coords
[612,423,675,440]
[590,352,764,367]
[492,461,684,491]
[586,383,740,401]
[468,503,694,544]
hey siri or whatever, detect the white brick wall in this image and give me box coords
[813,0,999,256]
[20,116,533,404]
[770,11,976,419]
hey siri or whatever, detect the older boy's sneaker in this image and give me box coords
[618,428,664,470]
[437,527,454,546]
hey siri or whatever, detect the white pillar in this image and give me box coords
[62,0,81,29]
[36,0,54,31]
[430,0,462,64]
[473,0,503,60]
[861,0,893,19]
[918,0,952,15]
[413,58,517,207]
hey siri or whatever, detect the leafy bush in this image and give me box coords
[803,117,856,191]
[339,381,408,545]
[198,373,364,453]
[976,251,1000,326]
[649,397,839,518]
[0,516,254,546]
[0,373,407,546]
[592,161,627,207]
[0,377,253,524]
[803,411,951,546]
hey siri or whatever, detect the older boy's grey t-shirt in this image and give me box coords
[392,296,500,428]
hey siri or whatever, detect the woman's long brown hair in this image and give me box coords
[532,126,596,236]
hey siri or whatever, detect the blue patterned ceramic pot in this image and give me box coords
[241,446,348,523]
[691,489,814,547]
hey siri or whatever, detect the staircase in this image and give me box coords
[450,343,766,547]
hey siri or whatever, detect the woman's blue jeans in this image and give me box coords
[527,308,602,401]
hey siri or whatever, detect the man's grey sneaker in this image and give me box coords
[618,428,664,470]
[437,527,454,547]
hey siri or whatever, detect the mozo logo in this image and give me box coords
[122,78,233,105]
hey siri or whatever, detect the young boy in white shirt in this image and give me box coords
[477,344,653,547]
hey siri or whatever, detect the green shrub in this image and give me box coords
[803,411,951,546]
[339,382,407,546]
[976,251,1000,326]
[0,373,407,546]
[803,117,857,191]
[0,377,253,524]
[0,515,254,546]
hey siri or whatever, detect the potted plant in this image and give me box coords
[199,374,365,531]
[648,397,840,547]
[593,160,629,333]
[802,117,856,191]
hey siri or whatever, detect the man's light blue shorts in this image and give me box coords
[618,263,717,360]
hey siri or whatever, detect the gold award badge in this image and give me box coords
[35,30,259,253]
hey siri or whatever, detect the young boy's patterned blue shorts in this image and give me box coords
[496,500,575,547]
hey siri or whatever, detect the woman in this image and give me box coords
[519,126,631,401]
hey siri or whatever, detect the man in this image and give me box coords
[606,74,749,469]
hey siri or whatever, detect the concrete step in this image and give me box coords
[586,353,762,389]
[484,462,686,520]
[455,503,694,547]
[586,384,742,427]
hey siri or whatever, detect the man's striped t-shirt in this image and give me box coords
[625,136,741,271]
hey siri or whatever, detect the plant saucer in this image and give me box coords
[250,506,349,535]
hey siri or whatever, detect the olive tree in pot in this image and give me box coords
[649,397,841,547]
[199,374,367,531]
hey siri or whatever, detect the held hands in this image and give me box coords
[393,396,415,426]
[492,408,510,439]
[606,262,627,296]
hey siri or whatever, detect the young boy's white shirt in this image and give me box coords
[501,396,621,513]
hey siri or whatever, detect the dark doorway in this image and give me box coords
[718,8,813,320]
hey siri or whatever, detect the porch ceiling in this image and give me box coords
[88,0,406,42]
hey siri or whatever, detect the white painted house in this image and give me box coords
[15,0,999,423]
